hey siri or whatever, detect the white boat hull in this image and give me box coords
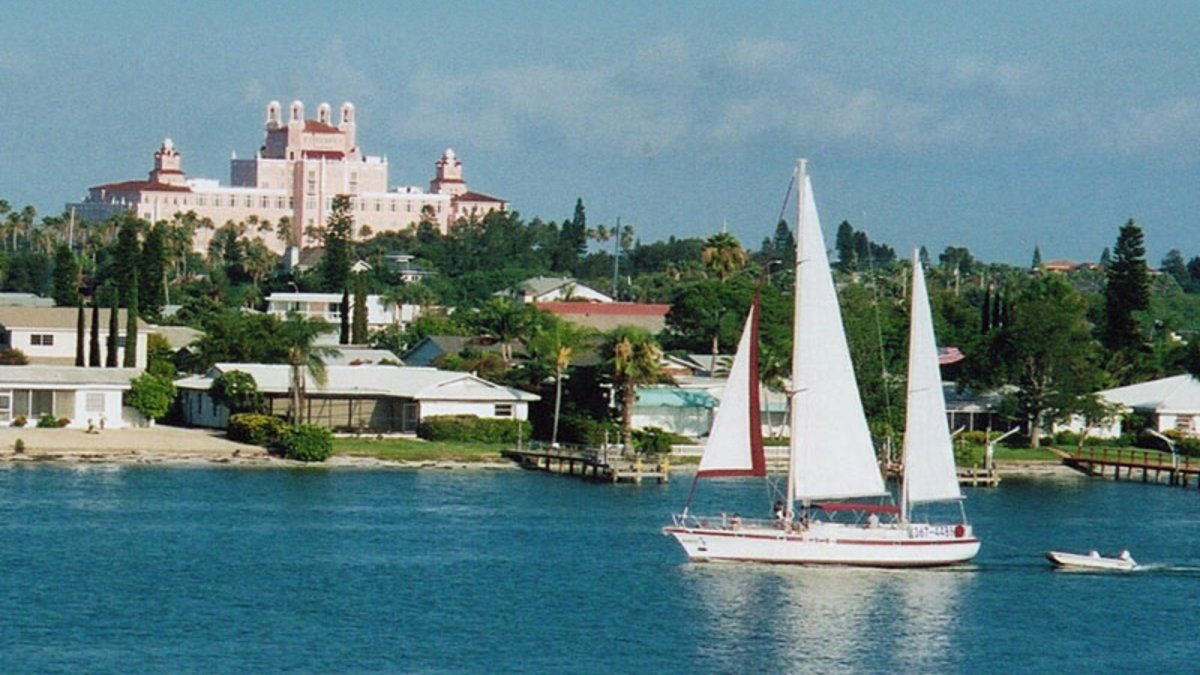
[664,520,980,568]
[1046,551,1136,571]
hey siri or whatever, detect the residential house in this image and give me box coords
[402,335,520,368]
[265,292,421,330]
[1073,374,1200,439]
[501,277,613,304]
[176,363,538,432]
[0,307,148,368]
[0,366,140,428]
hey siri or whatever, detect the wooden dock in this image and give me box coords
[885,463,1001,487]
[500,445,669,484]
[1058,447,1200,487]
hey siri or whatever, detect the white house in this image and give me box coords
[175,363,539,432]
[0,366,140,428]
[0,307,148,368]
[265,292,421,330]
[1071,374,1200,439]
[500,277,613,304]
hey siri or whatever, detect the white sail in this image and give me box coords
[901,253,963,504]
[698,301,765,477]
[790,164,887,501]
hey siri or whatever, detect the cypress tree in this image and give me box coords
[139,222,166,318]
[89,300,101,367]
[320,195,354,293]
[114,216,141,309]
[106,291,119,367]
[123,276,138,368]
[75,300,85,367]
[52,244,80,307]
[352,275,368,344]
[339,289,350,345]
[1031,245,1042,269]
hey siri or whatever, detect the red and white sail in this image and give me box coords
[697,299,766,477]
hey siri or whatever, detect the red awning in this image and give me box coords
[812,503,901,514]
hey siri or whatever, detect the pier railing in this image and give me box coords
[1062,447,1200,488]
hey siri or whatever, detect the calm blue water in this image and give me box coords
[1,465,1197,674]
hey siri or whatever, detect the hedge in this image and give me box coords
[279,424,333,462]
[228,413,289,447]
[417,415,530,443]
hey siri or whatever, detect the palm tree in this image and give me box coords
[280,315,341,425]
[701,231,748,282]
[604,326,663,454]
[474,297,532,365]
[528,316,595,446]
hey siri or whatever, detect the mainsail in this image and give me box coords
[901,253,963,505]
[790,163,888,501]
[697,299,765,477]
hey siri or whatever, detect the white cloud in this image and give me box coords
[945,55,1043,97]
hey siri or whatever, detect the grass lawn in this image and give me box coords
[332,436,510,462]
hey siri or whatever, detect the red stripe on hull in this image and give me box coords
[663,526,978,547]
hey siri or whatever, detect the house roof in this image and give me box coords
[535,302,669,333]
[0,307,151,331]
[176,363,539,402]
[91,180,192,193]
[148,325,203,351]
[1098,374,1200,414]
[326,347,403,366]
[0,366,139,387]
[303,120,341,134]
[634,386,718,409]
[456,191,506,203]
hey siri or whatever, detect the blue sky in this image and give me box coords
[2,1,1198,265]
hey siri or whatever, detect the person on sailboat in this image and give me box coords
[773,500,785,522]
[867,512,880,529]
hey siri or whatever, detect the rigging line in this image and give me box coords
[776,170,796,232]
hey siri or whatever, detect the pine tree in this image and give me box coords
[51,244,80,307]
[123,277,138,368]
[835,221,856,271]
[1031,245,1043,269]
[320,195,354,293]
[139,222,167,318]
[75,300,85,367]
[771,220,796,269]
[352,275,368,344]
[1104,219,1150,352]
[114,216,141,309]
[89,300,101,367]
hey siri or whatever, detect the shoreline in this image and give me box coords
[0,427,1085,477]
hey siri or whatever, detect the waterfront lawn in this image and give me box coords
[332,437,508,462]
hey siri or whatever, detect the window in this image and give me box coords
[213,196,222,207]
[327,302,341,319]
[307,172,316,194]
[260,196,269,208]
[30,334,54,347]
[197,195,206,206]
[494,404,514,418]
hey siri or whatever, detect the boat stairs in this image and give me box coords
[501,443,668,484]
[1056,447,1200,488]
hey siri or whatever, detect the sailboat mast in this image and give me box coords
[786,158,806,517]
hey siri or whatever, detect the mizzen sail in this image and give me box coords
[901,253,963,504]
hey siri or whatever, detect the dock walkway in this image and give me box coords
[501,444,668,484]
[1057,447,1200,488]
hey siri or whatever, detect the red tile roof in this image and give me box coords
[304,120,341,134]
[456,191,506,203]
[91,180,192,193]
[536,302,669,316]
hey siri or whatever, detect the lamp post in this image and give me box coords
[1146,428,1179,469]
[985,427,1021,472]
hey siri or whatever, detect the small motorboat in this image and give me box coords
[1046,549,1136,571]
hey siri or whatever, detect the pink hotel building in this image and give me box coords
[69,101,508,253]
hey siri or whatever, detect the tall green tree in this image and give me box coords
[113,215,141,308]
[106,290,120,367]
[89,300,101,367]
[320,194,354,293]
[339,289,351,345]
[1031,245,1042,269]
[980,275,1102,446]
[123,278,138,368]
[75,300,85,367]
[473,297,533,365]
[1161,249,1188,289]
[700,232,749,355]
[139,222,167,317]
[51,244,80,307]
[527,316,596,447]
[352,275,368,344]
[280,315,341,425]
[1103,219,1150,353]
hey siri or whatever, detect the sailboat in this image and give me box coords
[663,159,980,567]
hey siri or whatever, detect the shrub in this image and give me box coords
[632,426,675,457]
[227,413,289,447]
[279,424,333,462]
[13,438,23,453]
[417,415,530,444]
[210,370,263,415]
[57,417,70,428]
[0,348,29,365]
[37,414,62,428]
[128,373,178,421]
[12,415,26,428]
